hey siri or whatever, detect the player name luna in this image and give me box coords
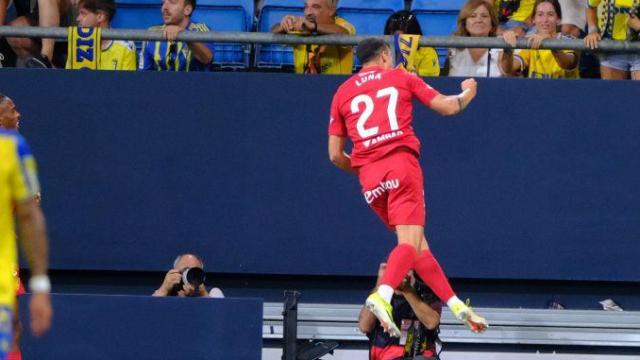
[355,72,382,87]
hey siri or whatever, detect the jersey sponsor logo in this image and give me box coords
[355,71,382,87]
[363,130,404,148]
[364,178,400,204]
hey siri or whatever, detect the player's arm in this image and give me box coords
[328,135,357,175]
[401,288,441,330]
[428,78,477,117]
[14,197,52,337]
[11,138,52,337]
[15,198,48,280]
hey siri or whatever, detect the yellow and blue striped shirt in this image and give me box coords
[139,22,214,71]
[0,130,40,307]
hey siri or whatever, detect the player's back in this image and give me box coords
[329,66,440,168]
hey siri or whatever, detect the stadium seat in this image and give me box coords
[411,0,462,68]
[411,0,467,12]
[255,0,304,69]
[194,0,255,69]
[112,0,254,69]
[112,0,162,30]
[336,0,405,35]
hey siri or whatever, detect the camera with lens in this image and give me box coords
[170,267,206,296]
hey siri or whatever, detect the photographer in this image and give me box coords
[153,254,224,298]
[359,263,442,360]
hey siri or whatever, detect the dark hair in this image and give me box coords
[384,10,423,36]
[534,0,562,19]
[0,93,6,104]
[78,0,117,22]
[185,0,196,15]
[356,38,389,64]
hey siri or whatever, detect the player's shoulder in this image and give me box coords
[387,67,421,83]
[0,129,31,156]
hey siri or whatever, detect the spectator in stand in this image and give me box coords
[585,0,640,80]
[384,10,440,77]
[66,0,137,70]
[359,263,442,360]
[501,0,579,79]
[494,0,536,36]
[153,254,224,298]
[139,0,214,71]
[271,0,355,74]
[558,0,585,37]
[2,0,74,67]
[444,0,509,77]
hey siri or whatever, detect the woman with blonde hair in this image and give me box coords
[445,0,513,77]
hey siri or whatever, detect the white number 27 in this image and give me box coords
[350,86,399,138]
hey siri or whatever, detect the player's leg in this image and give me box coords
[398,152,487,332]
[363,198,413,338]
[417,235,488,333]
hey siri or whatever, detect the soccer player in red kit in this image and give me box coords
[328,38,488,336]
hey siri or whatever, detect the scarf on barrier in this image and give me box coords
[67,27,101,69]
[394,33,420,74]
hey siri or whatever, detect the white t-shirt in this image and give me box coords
[208,287,225,298]
[448,48,504,77]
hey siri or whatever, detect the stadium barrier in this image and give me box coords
[1,26,640,51]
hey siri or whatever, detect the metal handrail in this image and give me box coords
[1,26,639,52]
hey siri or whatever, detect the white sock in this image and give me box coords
[446,296,464,309]
[377,285,394,303]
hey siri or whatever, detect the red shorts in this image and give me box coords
[358,149,425,230]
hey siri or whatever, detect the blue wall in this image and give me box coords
[19,294,263,359]
[3,70,639,281]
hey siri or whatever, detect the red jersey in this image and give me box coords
[328,66,440,168]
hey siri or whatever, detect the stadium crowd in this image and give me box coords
[0,0,638,79]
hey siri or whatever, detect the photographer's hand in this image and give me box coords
[153,269,182,296]
[198,284,208,297]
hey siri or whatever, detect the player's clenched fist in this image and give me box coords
[461,78,477,98]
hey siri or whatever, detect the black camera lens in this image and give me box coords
[183,267,205,287]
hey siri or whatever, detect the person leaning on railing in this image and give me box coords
[66,0,137,71]
[501,0,579,79]
[2,0,74,67]
[584,0,640,80]
[444,0,509,77]
[139,0,214,71]
[271,0,355,74]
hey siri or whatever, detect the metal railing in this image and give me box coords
[1,25,639,52]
